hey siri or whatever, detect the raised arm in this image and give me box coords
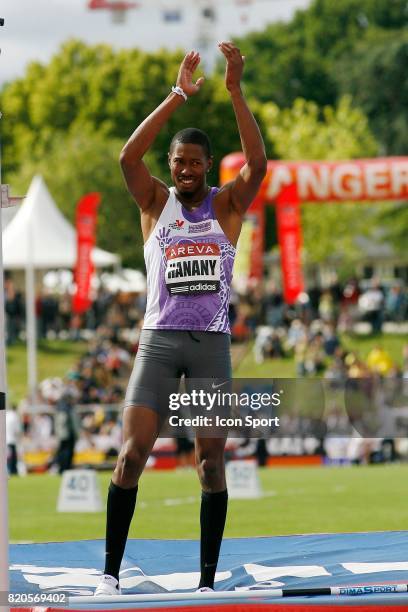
[119,51,205,211]
[219,42,267,215]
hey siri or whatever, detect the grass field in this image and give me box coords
[8,464,407,543]
[6,339,87,404]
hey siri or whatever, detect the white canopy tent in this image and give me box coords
[2,175,121,404]
[2,175,119,269]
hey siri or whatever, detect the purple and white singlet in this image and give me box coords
[143,187,236,333]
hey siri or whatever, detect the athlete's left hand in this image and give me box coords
[219,42,244,93]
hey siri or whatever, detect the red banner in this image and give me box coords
[72,193,101,314]
[221,154,408,203]
[247,195,265,281]
[276,184,304,304]
[220,154,408,300]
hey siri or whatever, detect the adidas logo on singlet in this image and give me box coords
[170,282,217,294]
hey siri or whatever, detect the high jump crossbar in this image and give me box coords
[69,582,408,605]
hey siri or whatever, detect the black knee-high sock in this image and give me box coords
[198,489,228,589]
[104,481,138,581]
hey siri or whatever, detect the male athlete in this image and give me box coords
[95,42,266,596]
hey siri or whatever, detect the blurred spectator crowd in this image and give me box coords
[230,277,407,346]
[4,272,408,474]
[4,272,147,346]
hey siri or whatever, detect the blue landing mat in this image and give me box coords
[9,531,408,607]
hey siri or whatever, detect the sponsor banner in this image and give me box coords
[276,184,304,304]
[165,243,221,295]
[220,153,408,203]
[220,154,408,312]
[247,196,265,281]
[9,531,408,606]
[72,193,101,314]
[219,165,266,283]
[233,217,253,290]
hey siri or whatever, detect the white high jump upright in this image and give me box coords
[0,136,10,611]
[0,140,25,612]
[0,224,8,607]
[0,17,9,607]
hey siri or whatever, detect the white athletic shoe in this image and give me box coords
[196,587,214,592]
[94,574,121,596]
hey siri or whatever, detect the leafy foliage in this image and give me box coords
[8,127,148,268]
[2,0,406,268]
[334,28,408,155]
[234,0,408,154]
[1,41,242,266]
[259,97,379,267]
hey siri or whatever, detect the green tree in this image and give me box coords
[334,28,408,155]
[259,96,380,270]
[234,0,408,108]
[292,0,408,60]
[1,39,242,181]
[1,40,247,264]
[232,24,335,107]
[333,27,408,252]
[377,202,408,257]
[8,127,158,269]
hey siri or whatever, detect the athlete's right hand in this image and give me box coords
[176,51,205,96]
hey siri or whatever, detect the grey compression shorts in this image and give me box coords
[124,329,232,415]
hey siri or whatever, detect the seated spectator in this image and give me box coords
[294,336,308,377]
[403,344,408,377]
[104,342,131,377]
[264,282,284,327]
[358,280,384,334]
[254,327,284,363]
[324,348,347,384]
[304,333,325,375]
[385,285,406,322]
[323,323,340,357]
[286,319,307,350]
[318,290,335,323]
[344,352,370,378]
[366,345,394,376]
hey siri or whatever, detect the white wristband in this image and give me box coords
[171,85,187,101]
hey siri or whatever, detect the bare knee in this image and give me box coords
[197,456,225,492]
[113,442,149,488]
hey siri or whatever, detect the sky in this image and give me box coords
[0,0,311,85]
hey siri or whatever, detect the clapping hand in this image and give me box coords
[176,51,205,96]
[219,42,244,93]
